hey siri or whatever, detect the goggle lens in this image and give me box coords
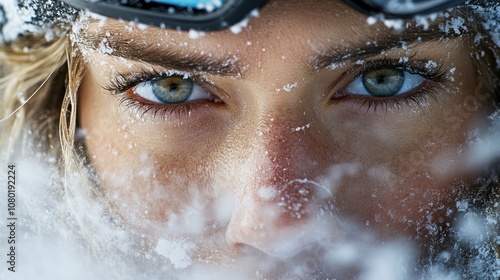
[150,0,226,11]
[345,0,468,18]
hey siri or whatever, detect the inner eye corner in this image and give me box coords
[330,88,353,101]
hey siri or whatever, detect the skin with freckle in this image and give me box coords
[2,0,492,278]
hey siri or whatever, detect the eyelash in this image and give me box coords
[104,69,190,94]
[337,58,450,113]
[103,58,451,121]
[104,70,218,121]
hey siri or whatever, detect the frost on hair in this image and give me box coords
[0,0,77,43]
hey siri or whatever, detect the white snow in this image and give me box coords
[258,185,278,200]
[155,238,196,269]
[456,200,469,212]
[229,9,259,34]
[292,123,311,132]
[1,0,39,42]
[188,29,206,39]
[439,16,467,35]
[425,60,438,69]
[282,82,298,92]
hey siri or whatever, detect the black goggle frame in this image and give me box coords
[61,0,468,31]
[61,0,268,31]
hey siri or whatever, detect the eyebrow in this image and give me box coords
[82,18,461,76]
[311,21,461,70]
[82,24,242,77]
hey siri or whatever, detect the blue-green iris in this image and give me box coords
[362,69,404,97]
[151,76,194,104]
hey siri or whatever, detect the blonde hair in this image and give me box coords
[0,34,65,152]
[0,24,87,171]
[1,22,115,257]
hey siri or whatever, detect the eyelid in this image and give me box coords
[133,78,212,105]
[329,58,451,114]
[103,68,195,95]
[349,58,448,82]
[345,71,426,96]
[104,68,226,122]
[331,58,450,98]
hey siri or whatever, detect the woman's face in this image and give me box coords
[77,0,494,277]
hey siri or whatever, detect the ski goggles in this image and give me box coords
[60,0,468,31]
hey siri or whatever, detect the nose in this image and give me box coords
[225,180,339,258]
[224,113,342,258]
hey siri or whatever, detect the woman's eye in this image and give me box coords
[133,75,212,104]
[345,68,426,97]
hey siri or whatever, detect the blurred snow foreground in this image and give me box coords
[0,112,498,280]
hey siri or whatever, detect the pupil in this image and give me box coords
[170,83,179,91]
[362,69,404,97]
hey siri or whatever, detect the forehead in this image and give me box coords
[80,0,407,52]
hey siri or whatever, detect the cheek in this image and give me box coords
[79,76,227,231]
[332,164,466,239]
[325,90,491,238]
[81,122,219,226]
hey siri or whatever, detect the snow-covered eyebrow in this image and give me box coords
[311,26,459,70]
[81,25,242,77]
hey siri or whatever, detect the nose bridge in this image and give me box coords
[225,105,338,258]
[254,111,322,217]
[258,110,309,176]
